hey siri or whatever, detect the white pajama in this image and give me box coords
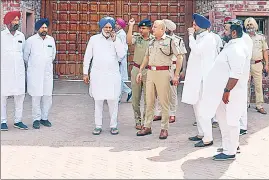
[216,101,240,155]
[240,106,248,130]
[1,95,25,123]
[94,100,118,129]
[193,83,213,142]
[120,80,131,100]
[32,96,52,121]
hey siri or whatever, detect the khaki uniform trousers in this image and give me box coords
[154,68,177,116]
[144,70,171,130]
[131,67,147,124]
[248,62,264,109]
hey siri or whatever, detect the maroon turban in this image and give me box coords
[4,11,21,25]
[224,17,232,24]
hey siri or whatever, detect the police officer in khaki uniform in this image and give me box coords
[153,19,187,123]
[136,20,183,139]
[244,17,268,114]
[127,18,154,130]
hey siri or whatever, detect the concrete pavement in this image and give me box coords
[1,81,269,179]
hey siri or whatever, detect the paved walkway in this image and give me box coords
[1,82,269,179]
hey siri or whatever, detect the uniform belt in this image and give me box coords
[172,61,176,64]
[148,65,170,71]
[251,60,262,64]
[254,60,262,64]
[133,62,148,69]
[133,62,141,68]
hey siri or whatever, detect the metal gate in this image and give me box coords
[41,0,195,80]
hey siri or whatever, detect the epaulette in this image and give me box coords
[133,32,141,36]
[165,35,173,39]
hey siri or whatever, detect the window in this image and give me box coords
[237,16,267,34]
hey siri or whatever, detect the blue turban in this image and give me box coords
[99,17,115,29]
[35,18,49,31]
[192,13,211,29]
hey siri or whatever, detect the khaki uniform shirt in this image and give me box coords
[132,33,154,64]
[251,33,268,60]
[171,34,187,69]
[145,34,180,66]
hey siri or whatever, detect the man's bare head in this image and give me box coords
[152,20,166,38]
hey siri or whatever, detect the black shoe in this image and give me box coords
[1,123,8,131]
[13,122,28,130]
[126,91,132,102]
[188,135,203,141]
[194,140,213,147]
[40,120,52,127]
[240,129,247,136]
[213,153,236,161]
[33,120,40,129]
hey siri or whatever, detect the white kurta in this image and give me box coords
[181,31,218,105]
[198,38,250,126]
[117,29,129,81]
[24,34,56,96]
[211,32,224,54]
[83,34,125,100]
[1,28,26,96]
[240,32,253,130]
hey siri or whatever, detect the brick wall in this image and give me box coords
[1,0,21,30]
[1,0,41,32]
[196,0,269,103]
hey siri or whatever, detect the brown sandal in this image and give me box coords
[256,108,267,114]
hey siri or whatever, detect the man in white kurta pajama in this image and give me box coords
[24,18,56,129]
[83,17,125,135]
[198,19,250,160]
[181,13,218,147]
[115,18,132,103]
[1,11,28,131]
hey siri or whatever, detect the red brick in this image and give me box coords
[10,3,20,7]
[257,1,267,5]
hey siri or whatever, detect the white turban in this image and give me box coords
[163,19,176,31]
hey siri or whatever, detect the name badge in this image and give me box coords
[48,45,52,47]
[18,40,22,43]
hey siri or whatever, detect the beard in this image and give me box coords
[194,28,206,35]
[223,34,232,43]
[102,29,111,38]
[246,27,255,33]
[38,31,47,36]
[10,24,19,31]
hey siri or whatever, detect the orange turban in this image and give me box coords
[4,11,21,25]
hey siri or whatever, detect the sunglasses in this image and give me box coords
[226,19,243,26]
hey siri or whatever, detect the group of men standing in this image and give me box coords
[83,17,186,138]
[1,11,56,131]
[2,10,268,161]
[82,14,268,161]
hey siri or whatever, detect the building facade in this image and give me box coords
[196,0,269,103]
[1,0,41,38]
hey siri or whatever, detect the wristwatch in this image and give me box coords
[224,88,230,92]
